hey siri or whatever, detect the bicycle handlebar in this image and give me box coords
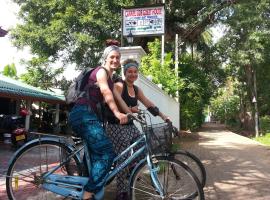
[127,113,146,124]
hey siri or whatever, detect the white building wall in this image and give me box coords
[135,74,180,129]
[120,46,180,129]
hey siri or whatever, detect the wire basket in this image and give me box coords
[143,123,173,154]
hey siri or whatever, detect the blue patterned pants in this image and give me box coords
[68,105,115,193]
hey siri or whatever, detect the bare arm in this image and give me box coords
[137,87,169,121]
[113,82,132,114]
[96,69,127,123]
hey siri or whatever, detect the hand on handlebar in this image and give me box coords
[115,112,128,124]
[161,114,171,123]
[127,113,146,124]
[130,105,139,113]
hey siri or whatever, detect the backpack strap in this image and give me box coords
[83,66,109,92]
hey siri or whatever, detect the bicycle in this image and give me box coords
[6,111,205,200]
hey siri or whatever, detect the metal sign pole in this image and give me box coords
[121,8,124,46]
[161,0,165,65]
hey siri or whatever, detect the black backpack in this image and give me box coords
[65,67,108,105]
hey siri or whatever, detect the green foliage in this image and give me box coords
[215,0,270,130]
[259,115,270,135]
[20,57,64,90]
[141,39,216,130]
[179,55,214,130]
[1,63,18,79]
[209,80,240,126]
[10,0,247,69]
[140,39,183,97]
[254,133,270,147]
[11,0,135,69]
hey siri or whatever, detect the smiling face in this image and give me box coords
[125,66,138,83]
[104,50,121,71]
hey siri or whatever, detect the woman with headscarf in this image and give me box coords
[68,40,128,200]
[106,58,170,200]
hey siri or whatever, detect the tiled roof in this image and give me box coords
[0,75,65,104]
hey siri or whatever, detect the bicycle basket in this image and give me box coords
[143,123,173,154]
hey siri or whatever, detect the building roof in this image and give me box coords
[0,75,65,104]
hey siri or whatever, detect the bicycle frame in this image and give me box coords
[39,128,165,200]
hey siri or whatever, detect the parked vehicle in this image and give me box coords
[0,114,27,148]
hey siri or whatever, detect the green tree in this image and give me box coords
[141,39,217,130]
[179,54,215,130]
[210,78,240,126]
[214,0,270,132]
[20,57,64,91]
[141,39,183,97]
[11,0,249,68]
[1,63,18,79]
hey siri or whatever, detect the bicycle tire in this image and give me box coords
[130,156,205,200]
[172,150,206,187]
[6,139,81,200]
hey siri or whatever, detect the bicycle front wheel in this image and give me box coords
[172,150,206,188]
[6,139,81,200]
[130,156,204,200]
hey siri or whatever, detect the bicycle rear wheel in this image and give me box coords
[172,150,206,187]
[130,156,204,200]
[6,139,81,200]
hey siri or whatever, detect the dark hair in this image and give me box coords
[105,39,120,47]
[122,59,138,66]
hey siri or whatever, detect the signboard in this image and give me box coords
[122,5,165,37]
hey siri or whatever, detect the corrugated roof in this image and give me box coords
[0,75,65,104]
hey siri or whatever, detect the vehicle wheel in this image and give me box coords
[172,150,206,187]
[6,140,81,200]
[130,156,205,200]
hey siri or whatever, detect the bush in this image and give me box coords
[260,115,270,135]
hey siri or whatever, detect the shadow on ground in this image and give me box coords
[177,122,270,200]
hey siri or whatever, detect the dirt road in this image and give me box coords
[180,123,270,200]
[2,123,270,199]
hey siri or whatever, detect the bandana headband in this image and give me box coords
[123,62,139,73]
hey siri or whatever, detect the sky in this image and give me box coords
[0,0,30,75]
[0,0,78,80]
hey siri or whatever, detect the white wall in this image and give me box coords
[135,74,180,129]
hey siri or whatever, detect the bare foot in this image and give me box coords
[83,191,94,199]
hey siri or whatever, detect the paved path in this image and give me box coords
[1,123,270,199]
[179,123,270,200]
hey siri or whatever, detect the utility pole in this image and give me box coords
[175,33,180,130]
[253,68,259,137]
[161,0,165,65]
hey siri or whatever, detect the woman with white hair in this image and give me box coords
[68,40,128,200]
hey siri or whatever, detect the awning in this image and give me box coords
[0,75,65,104]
